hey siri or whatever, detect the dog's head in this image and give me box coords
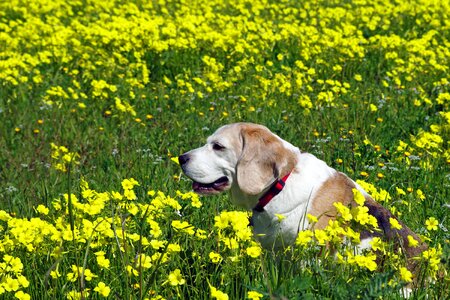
[179,123,298,202]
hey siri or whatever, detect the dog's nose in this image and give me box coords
[178,153,190,166]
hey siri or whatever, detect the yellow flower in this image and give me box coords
[149,220,162,237]
[275,213,286,222]
[399,267,413,283]
[396,187,406,196]
[416,189,426,201]
[0,210,11,222]
[17,275,29,288]
[349,253,377,271]
[121,178,139,190]
[150,239,166,250]
[336,252,346,264]
[172,220,195,235]
[171,157,180,165]
[195,229,207,239]
[370,237,385,252]
[333,202,352,221]
[67,290,87,300]
[66,265,80,282]
[94,282,111,297]
[50,143,79,172]
[4,277,19,291]
[167,243,181,253]
[123,189,137,200]
[407,235,419,247]
[352,206,378,228]
[295,230,314,246]
[247,291,263,300]
[356,180,392,202]
[50,270,61,279]
[83,268,97,281]
[425,217,439,231]
[352,188,366,206]
[354,74,363,81]
[210,285,229,300]
[4,255,24,273]
[422,246,442,274]
[306,213,318,224]
[246,245,262,258]
[136,254,152,269]
[314,229,329,245]
[14,291,31,300]
[389,218,402,230]
[110,191,123,201]
[168,269,185,286]
[411,130,443,150]
[177,190,202,208]
[209,251,222,263]
[95,253,110,269]
[35,205,49,215]
[345,227,361,244]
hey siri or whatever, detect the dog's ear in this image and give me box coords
[237,126,296,195]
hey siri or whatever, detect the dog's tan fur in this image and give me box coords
[237,124,298,195]
[310,172,427,273]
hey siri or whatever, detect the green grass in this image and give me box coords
[0,0,449,299]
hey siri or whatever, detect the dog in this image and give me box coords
[178,122,426,274]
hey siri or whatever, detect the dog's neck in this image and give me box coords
[230,170,295,211]
[253,172,292,212]
[230,185,258,209]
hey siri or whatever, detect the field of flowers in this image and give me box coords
[0,0,449,299]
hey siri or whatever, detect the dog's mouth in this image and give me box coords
[192,176,230,195]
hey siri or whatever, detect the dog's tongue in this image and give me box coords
[192,177,229,194]
[212,176,228,188]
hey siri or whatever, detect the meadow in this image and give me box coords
[0,0,449,299]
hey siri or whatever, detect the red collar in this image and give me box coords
[253,172,291,212]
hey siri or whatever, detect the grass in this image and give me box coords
[0,0,449,299]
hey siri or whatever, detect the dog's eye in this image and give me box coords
[212,143,225,151]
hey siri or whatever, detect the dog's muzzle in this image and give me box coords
[178,153,230,194]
